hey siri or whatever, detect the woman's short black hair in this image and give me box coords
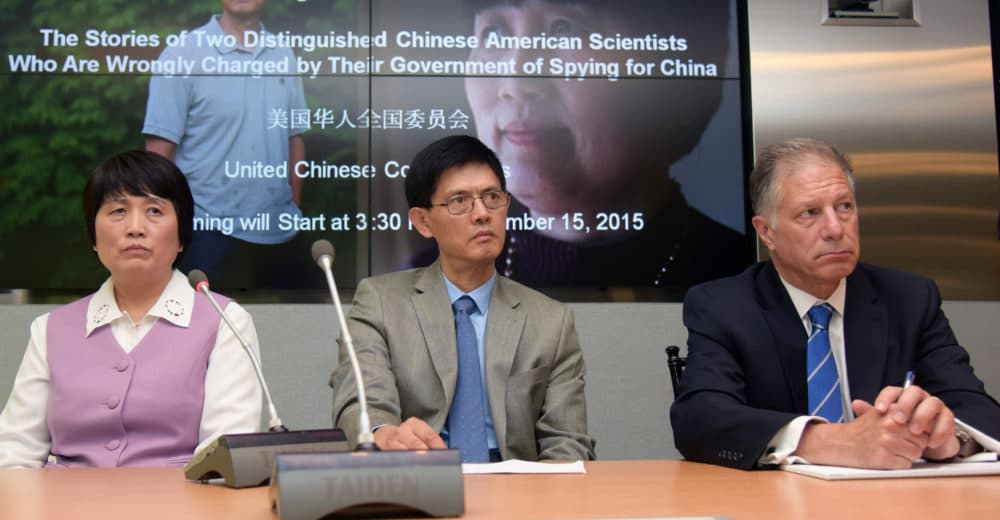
[405,135,506,208]
[82,150,194,267]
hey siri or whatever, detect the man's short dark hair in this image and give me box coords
[83,150,195,267]
[405,135,506,208]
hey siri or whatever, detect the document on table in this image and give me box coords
[783,417,1000,480]
[462,459,586,474]
[782,458,1000,480]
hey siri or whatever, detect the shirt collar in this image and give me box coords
[207,14,274,56]
[442,270,497,316]
[86,270,195,336]
[779,275,847,321]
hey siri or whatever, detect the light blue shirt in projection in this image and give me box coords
[143,15,307,244]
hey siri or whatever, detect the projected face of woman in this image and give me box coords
[466,1,662,223]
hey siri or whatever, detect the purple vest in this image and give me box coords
[45,291,227,467]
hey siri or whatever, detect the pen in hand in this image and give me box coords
[890,371,916,426]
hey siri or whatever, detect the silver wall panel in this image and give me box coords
[748,0,1000,299]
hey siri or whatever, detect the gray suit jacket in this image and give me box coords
[331,261,596,461]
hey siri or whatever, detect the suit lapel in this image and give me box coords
[843,267,888,403]
[412,261,459,411]
[757,263,810,414]
[483,276,525,454]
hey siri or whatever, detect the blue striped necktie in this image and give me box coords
[446,296,489,463]
[807,303,843,423]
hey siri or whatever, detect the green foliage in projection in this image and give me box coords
[0,1,218,289]
[0,0,361,291]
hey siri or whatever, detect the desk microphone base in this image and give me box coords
[184,429,349,488]
[270,449,464,519]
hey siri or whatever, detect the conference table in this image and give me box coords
[1,460,997,519]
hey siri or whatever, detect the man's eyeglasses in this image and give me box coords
[431,190,511,215]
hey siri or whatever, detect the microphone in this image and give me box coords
[189,269,285,432]
[183,269,348,488]
[310,239,375,449]
[269,240,464,518]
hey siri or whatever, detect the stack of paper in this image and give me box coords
[782,417,1000,480]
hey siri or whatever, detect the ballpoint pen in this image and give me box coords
[903,370,915,390]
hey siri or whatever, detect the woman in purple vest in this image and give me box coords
[0,151,263,467]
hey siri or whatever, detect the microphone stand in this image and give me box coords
[269,241,464,519]
[316,250,375,450]
[183,270,348,488]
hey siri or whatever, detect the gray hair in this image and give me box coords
[749,137,856,221]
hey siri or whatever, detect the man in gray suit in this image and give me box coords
[331,135,595,462]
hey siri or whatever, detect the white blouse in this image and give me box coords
[0,270,263,468]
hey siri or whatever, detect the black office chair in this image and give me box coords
[665,345,686,397]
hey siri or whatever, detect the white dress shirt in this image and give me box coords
[0,270,262,468]
[760,276,850,466]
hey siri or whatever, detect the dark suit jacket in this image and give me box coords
[331,261,596,461]
[670,261,1000,469]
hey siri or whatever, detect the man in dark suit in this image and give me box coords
[671,137,1000,470]
[331,135,595,462]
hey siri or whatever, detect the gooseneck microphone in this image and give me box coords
[182,270,347,488]
[188,269,285,432]
[269,240,464,518]
[310,240,375,449]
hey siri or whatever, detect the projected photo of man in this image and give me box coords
[461,0,748,289]
[143,0,309,289]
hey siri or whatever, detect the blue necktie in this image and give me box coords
[807,303,843,423]
[446,296,489,463]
